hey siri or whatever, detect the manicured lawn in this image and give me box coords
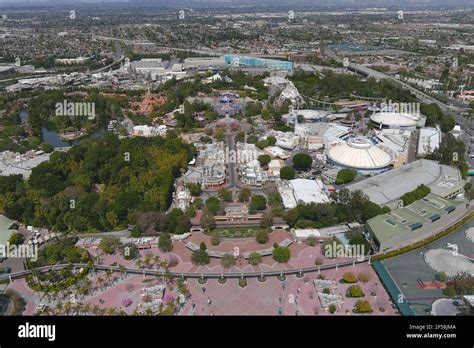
[206,228,269,238]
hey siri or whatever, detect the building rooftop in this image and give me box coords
[371,112,419,128]
[366,193,462,249]
[0,214,16,246]
[347,159,464,207]
[327,137,392,170]
[418,127,441,156]
[278,179,330,209]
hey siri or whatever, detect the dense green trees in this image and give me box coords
[28,89,127,135]
[220,254,236,269]
[1,134,195,233]
[280,166,296,180]
[444,272,474,296]
[400,184,431,206]
[291,70,415,103]
[32,237,89,267]
[238,188,251,203]
[258,154,272,167]
[284,189,389,228]
[186,183,202,197]
[292,153,313,171]
[260,213,273,229]
[205,197,221,214]
[158,233,173,252]
[440,116,456,133]
[255,229,269,244]
[250,195,267,211]
[426,133,468,177]
[167,209,191,234]
[421,103,445,127]
[218,188,233,203]
[272,246,291,263]
[335,169,357,185]
[99,236,122,255]
[8,232,24,246]
[191,242,210,265]
[200,209,216,232]
[267,192,282,207]
[256,139,269,150]
[248,252,263,265]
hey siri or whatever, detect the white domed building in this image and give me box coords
[327,137,393,175]
[370,112,421,131]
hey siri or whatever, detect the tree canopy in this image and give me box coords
[292,153,313,171]
[1,133,195,233]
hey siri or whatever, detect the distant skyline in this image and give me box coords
[0,0,473,7]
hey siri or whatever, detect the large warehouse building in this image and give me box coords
[278,179,330,209]
[365,193,463,252]
[347,159,465,209]
[223,55,294,71]
[327,137,393,175]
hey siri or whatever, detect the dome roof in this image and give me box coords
[371,112,418,128]
[327,137,392,169]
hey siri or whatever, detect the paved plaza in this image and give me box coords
[8,262,396,316]
[382,218,474,315]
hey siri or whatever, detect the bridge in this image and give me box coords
[0,257,370,282]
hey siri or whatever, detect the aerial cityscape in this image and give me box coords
[0,0,472,332]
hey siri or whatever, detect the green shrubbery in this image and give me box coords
[400,184,431,206]
[335,169,357,185]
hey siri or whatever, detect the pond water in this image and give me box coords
[22,109,107,147]
[41,126,107,148]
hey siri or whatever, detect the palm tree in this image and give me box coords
[143,255,151,269]
[64,301,72,316]
[55,302,63,315]
[135,259,143,269]
[92,304,100,316]
[153,255,161,269]
[105,270,113,287]
[96,276,104,291]
[84,303,92,316]
[75,302,84,315]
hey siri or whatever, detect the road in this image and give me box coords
[226,132,237,189]
[0,55,125,85]
[407,129,419,163]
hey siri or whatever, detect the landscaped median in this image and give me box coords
[372,212,473,262]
